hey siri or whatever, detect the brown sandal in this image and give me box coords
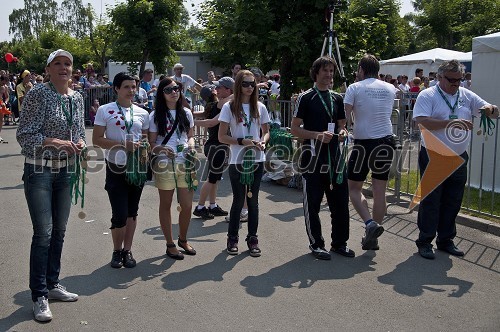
[177,237,196,255]
[166,243,184,260]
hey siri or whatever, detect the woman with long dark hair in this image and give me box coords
[218,70,270,257]
[149,78,197,260]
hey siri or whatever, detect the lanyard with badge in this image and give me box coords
[240,108,256,198]
[166,110,184,154]
[116,102,134,134]
[50,82,74,141]
[436,85,460,119]
[314,87,337,189]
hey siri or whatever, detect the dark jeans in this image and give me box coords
[227,162,264,239]
[302,168,350,249]
[416,147,468,248]
[23,163,72,302]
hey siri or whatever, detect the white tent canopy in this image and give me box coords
[469,32,500,192]
[379,48,472,79]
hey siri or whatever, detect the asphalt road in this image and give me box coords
[0,126,499,331]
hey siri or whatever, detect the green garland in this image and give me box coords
[269,127,294,160]
[477,108,496,141]
[336,141,348,184]
[240,148,255,196]
[126,139,151,186]
[70,147,87,209]
[184,149,198,191]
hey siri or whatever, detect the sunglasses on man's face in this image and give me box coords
[444,76,462,84]
[241,81,256,88]
[163,86,180,94]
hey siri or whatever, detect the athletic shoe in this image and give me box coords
[437,243,464,256]
[331,246,355,257]
[33,297,52,322]
[48,284,78,302]
[224,210,249,223]
[362,221,384,250]
[246,236,261,257]
[110,249,123,268]
[227,236,239,255]
[122,250,137,268]
[193,207,214,220]
[208,205,228,216]
[309,244,331,260]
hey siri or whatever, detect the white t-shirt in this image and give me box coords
[149,108,194,164]
[135,87,148,104]
[94,102,150,166]
[344,78,397,139]
[171,74,197,97]
[412,84,487,155]
[218,101,270,164]
[270,81,280,95]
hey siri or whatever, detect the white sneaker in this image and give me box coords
[33,297,53,322]
[224,210,249,222]
[240,210,248,222]
[48,284,79,302]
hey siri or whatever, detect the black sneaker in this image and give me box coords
[246,236,261,257]
[418,245,435,259]
[208,205,229,216]
[122,250,136,268]
[193,207,215,220]
[331,246,355,257]
[110,250,123,268]
[362,221,384,250]
[309,245,331,260]
[227,236,239,255]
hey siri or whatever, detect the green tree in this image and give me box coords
[109,0,184,75]
[59,0,95,40]
[9,0,58,40]
[408,0,500,51]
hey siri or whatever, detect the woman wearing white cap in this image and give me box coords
[17,49,86,322]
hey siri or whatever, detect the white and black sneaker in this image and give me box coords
[362,221,384,250]
[33,296,52,322]
[309,244,331,260]
[48,284,79,302]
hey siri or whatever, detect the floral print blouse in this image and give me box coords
[16,83,86,159]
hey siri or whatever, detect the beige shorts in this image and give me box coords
[154,160,193,190]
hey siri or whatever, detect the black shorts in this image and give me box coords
[347,135,395,182]
[203,144,228,184]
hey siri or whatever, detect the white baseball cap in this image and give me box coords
[173,63,184,69]
[46,49,73,66]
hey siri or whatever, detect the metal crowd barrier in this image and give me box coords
[188,91,499,219]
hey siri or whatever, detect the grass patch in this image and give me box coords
[387,170,500,222]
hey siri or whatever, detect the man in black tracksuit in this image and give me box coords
[291,56,352,260]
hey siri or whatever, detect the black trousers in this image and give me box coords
[302,168,350,249]
[416,147,468,248]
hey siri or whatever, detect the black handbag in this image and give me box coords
[147,113,179,181]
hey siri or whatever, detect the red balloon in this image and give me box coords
[5,53,14,63]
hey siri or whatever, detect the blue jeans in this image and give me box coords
[23,164,72,302]
[227,163,264,239]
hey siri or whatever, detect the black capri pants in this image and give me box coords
[104,161,145,229]
[203,144,229,184]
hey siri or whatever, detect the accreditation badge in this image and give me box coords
[449,114,458,120]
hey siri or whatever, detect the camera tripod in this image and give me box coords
[321,1,346,89]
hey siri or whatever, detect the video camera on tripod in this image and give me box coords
[321,0,348,86]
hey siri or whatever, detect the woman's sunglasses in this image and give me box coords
[163,85,180,94]
[241,81,256,88]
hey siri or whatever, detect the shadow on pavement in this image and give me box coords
[378,254,473,297]
[162,251,246,291]
[240,252,377,297]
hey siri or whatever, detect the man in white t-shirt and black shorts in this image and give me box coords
[344,54,398,252]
